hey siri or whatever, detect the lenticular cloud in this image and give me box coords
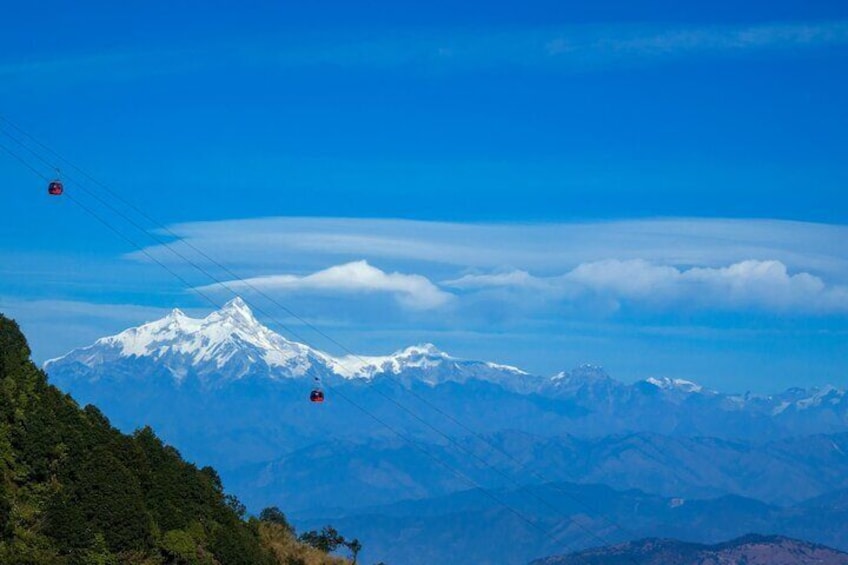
[197,260,451,310]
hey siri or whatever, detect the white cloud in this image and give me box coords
[134,217,848,284]
[120,217,848,316]
[196,260,452,310]
[444,270,548,290]
[678,260,847,312]
[565,259,680,298]
[455,259,848,314]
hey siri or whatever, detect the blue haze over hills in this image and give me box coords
[43,299,848,564]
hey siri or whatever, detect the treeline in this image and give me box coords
[0,314,353,565]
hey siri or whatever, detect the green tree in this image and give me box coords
[347,538,362,564]
[161,529,199,564]
[259,507,295,535]
[298,525,344,553]
[225,494,247,520]
[73,446,155,552]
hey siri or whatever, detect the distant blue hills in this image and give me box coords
[44,299,848,564]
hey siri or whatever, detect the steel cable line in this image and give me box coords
[0,117,644,550]
[1,134,624,561]
[0,139,568,543]
[1,124,642,558]
[67,195,552,541]
[2,141,232,312]
[0,125,642,561]
[1,126,326,345]
[0,117,644,545]
[1,138,613,563]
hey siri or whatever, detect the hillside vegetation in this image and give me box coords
[0,313,350,564]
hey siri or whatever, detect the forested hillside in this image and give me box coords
[0,313,349,564]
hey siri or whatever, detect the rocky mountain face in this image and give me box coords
[530,534,848,565]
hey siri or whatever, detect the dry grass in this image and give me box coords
[259,523,352,565]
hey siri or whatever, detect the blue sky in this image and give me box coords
[1,1,847,391]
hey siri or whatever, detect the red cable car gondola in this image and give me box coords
[48,180,64,196]
[310,376,324,403]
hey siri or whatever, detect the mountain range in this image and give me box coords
[45,297,533,391]
[45,298,848,442]
[42,298,848,564]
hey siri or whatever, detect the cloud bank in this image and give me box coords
[127,217,848,317]
[447,259,848,314]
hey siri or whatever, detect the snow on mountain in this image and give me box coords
[45,297,329,382]
[328,343,451,378]
[44,298,536,390]
[645,376,706,394]
[547,364,623,395]
[795,385,844,409]
[327,342,534,389]
[543,365,847,429]
[737,386,848,418]
[42,297,848,420]
[549,365,611,385]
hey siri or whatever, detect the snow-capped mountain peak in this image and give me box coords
[42,300,848,441]
[44,298,324,381]
[44,300,539,390]
[205,297,260,328]
[645,376,705,394]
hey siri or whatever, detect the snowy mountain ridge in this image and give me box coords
[44,298,845,411]
[45,297,328,380]
[43,298,535,389]
[645,376,706,393]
